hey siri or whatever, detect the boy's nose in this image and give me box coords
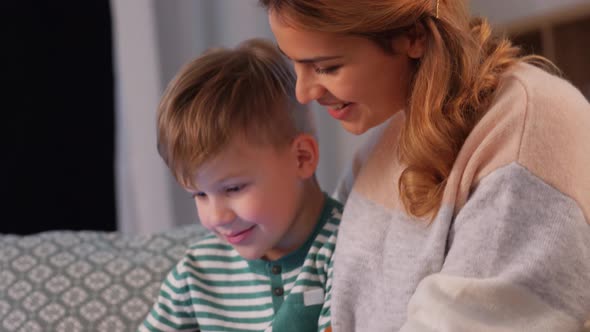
[202,204,236,229]
[295,70,325,104]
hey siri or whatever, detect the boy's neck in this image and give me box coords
[297,179,325,237]
[264,180,325,261]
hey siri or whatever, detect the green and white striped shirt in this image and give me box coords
[140,196,342,332]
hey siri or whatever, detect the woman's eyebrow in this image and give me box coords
[277,45,342,64]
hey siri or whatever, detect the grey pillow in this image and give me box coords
[0,225,210,332]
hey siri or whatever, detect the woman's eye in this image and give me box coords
[314,65,340,75]
[193,192,206,198]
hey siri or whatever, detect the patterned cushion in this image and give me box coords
[0,225,210,332]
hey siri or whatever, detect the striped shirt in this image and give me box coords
[140,196,342,332]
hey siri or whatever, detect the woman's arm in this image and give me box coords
[400,163,590,331]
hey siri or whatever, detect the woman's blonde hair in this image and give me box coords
[157,38,312,190]
[260,0,553,219]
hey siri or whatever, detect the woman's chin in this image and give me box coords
[340,120,370,135]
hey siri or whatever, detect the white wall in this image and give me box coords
[111,0,174,235]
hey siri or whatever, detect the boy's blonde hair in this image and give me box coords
[157,38,313,189]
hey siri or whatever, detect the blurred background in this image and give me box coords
[4,0,589,235]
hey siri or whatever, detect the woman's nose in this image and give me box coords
[295,68,325,104]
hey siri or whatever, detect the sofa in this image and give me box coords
[0,225,210,332]
[5,225,589,332]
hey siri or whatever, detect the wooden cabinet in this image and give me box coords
[503,5,590,99]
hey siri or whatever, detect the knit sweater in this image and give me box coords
[331,63,590,331]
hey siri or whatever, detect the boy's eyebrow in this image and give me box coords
[277,45,342,64]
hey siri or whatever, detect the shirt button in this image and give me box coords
[273,287,284,296]
[271,265,281,274]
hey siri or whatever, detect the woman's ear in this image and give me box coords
[406,22,427,59]
[392,22,427,59]
[291,133,319,179]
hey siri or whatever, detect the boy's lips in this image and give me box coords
[224,226,256,244]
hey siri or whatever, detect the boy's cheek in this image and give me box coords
[195,210,213,230]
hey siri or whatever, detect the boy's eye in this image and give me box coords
[314,65,340,75]
[225,184,246,194]
[193,192,206,198]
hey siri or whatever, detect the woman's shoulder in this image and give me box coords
[459,61,590,171]
[452,61,590,220]
[494,62,590,177]
[505,62,589,113]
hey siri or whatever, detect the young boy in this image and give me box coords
[139,38,341,332]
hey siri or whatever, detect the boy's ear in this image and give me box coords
[291,133,319,179]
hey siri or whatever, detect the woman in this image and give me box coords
[260,0,590,331]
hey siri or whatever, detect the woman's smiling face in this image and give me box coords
[269,12,418,135]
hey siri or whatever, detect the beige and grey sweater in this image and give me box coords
[331,63,590,331]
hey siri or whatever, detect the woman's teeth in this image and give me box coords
[333,103,349,110]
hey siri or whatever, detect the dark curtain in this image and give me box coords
[4,1,116,234]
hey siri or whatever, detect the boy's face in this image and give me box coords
[188,135,313,261]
